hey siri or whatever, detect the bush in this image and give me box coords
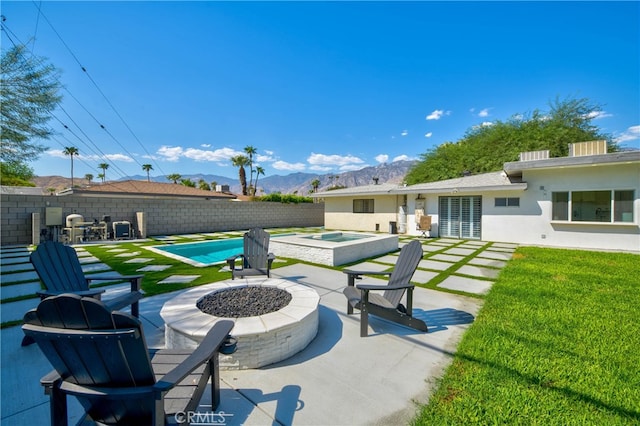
[256,193,313,204]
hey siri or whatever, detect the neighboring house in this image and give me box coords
[313,142,640,253]
[55,180,237,200]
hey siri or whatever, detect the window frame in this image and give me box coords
[494,197,520,207]
[353,198,375,214]
[551,189,635,223]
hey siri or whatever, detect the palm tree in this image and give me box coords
[63,147,79,187]
[198,179,211,191]
[211,181,217,191]
[98,163,109,182]
[311,178,320,193]
[97,173,105,182]
[231,155,249,195]
[166,173,181,184]
[254,166,265,196]
[244,146,257,194]
[142,164,153,182]
[84,173,93,184]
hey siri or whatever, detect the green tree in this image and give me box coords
[311,178,320,193]
[98,163,109,182]
[198,179,211,191]
[167,173,181,184]
[231,155,250,195]
[405,97,614,184]
[254,166,265,196]
[1,45,61,184]
[244,145,257,194]
[85,173,93,183]
[142,164,153,182]
[63,147,79,187]
[0,161,35,186]
[180,178,195,187]
[97,173,105,182]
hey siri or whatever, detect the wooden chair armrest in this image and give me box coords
[154,320,234,392]
[104,291,143,313]
[86,275,143,292]
[343,270,392,277]
[37,289,105,299]
[356,283,414,291]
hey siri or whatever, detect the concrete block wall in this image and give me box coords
[0,194,324,246]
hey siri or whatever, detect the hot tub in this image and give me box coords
[270,231,398,266]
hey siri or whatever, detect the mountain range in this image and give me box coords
[32,161,416,195]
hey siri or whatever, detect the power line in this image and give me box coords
[33,4,167,176]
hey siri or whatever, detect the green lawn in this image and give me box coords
[413,247,640,425]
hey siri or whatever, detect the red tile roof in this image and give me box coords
[62,180,237,199]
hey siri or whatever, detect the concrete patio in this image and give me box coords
[1,237,516,425]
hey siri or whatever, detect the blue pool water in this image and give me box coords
[153,233,295,266]
[157,238,244,265]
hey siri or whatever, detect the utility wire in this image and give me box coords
[33,4,167,177]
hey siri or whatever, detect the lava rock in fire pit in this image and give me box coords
[197,286,292,318]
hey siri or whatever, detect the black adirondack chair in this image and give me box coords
[30,241,143,317]
[22,294,234,426]
[226,228,275,279]
[343,240,428,337]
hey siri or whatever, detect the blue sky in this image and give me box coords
[2,1,639,181]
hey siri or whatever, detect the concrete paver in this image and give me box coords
[1,237,514,425]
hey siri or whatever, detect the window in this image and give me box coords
[614,190,634,222]
[551,190,635,223]
[495,197,520,207]
[353,199,374,213]
[552,192,569,220]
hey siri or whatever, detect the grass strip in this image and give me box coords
[412,247,640,425]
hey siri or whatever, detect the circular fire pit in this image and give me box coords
[160,278,320,369]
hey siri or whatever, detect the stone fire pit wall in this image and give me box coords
[160,278,320,369]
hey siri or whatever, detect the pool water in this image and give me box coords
[155,238,244,266]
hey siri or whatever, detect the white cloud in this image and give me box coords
[307,152,365,167]
[201,143,211,148]
[401,130,408,136]
[157,146,184,162]
[614,125,640,143]
[481,121,493,127]
[478,108,491,117]
[392,154,413,162]
[48,149,133,163]
[256,153,275,162]
[425,109,451,120]
[375,154,389,163]
[156,146,242,162]
[103,153,134,162]
[424,132,433,138]
[272,160,306,171]
[584,110,613,120]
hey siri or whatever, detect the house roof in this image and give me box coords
[503,150,640,175]
[313,171,526,198]
[57,180,237,200]
[396,171,527,194]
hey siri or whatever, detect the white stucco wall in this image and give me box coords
[485,162,639,252]
[324,195,401,232]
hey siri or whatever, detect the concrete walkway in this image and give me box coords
[1,237,516,425]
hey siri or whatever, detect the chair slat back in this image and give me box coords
[384,240,423,307]
[30,241,88,292]
[243,228,270,269]
[23,294,155,387]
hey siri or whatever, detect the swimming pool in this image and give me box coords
[147,238,246,267]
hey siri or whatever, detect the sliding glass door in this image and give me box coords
[439,196,481,239]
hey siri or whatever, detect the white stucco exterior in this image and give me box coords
[315,149,640,253]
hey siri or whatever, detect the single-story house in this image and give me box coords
[313,142,640,253]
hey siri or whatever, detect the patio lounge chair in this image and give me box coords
[417,215,432,238]
[226,228,275,279]
[22,294,235,426]
[30,241,143,317]
[343,240,428,337]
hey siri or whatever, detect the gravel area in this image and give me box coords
[197,286,292,318]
